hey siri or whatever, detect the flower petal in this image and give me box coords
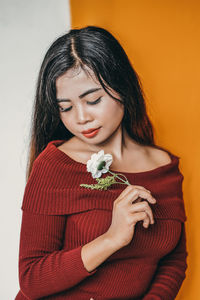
[101,168,109,174]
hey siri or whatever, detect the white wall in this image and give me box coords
[0,1,71,298]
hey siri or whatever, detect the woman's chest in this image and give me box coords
[63,206,182,262]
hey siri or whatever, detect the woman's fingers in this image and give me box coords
[123,187,156,205]
[143,217,150,228]
[130,211,150,227]
[115,185,155,205]
[130,201,154,224]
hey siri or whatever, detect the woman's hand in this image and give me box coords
[106,185,157,249]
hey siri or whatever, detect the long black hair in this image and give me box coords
[27,25,161,180]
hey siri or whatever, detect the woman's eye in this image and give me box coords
[87,97,102,105]
[59,97,102,112]
[59,106,72,112]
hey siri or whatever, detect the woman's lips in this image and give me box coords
[82,127,101,138]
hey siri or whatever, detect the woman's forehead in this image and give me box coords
[56,65,120,100]
[56,71,98,92]
[56,66,99,86]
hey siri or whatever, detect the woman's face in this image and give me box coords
[56,66,124,146]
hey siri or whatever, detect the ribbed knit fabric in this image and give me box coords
[15,139,188,300]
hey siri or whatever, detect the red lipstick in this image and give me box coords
[81,127,101,138]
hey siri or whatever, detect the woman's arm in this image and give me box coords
[18,211,96,298]
[18,155,121,298]
[18,211,118,299]
[142,222,188,300]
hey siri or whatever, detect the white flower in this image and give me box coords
[80,149,131,190]
[86,150,113,178]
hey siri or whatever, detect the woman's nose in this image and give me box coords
[76,106,92,124]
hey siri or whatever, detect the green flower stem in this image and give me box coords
[110,181,129,186]
[108,170,130,186]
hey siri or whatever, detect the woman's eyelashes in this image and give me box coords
[59,106,72,112]
[59,97,102,112]
[87,96,102,105]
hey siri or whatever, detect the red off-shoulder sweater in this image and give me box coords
[15,140,188,300]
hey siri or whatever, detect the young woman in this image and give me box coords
[15,26,187,300]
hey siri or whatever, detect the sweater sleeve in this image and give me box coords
[142,222,188,300]
[18,157,97,299]
[18,211,97,299]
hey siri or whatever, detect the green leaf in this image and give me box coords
[80,175,117,190]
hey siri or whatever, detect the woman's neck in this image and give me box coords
[74,126,141,164]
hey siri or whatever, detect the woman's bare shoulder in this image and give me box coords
[57,137,77,152]
[145,146,172,167]
[57,137,92,163]
[57,139,172,170]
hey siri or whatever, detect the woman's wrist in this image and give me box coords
[81,232,121,272]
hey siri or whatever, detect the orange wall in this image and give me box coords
[70,1,200,299]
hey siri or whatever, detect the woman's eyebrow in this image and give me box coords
[57,87,102,102]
